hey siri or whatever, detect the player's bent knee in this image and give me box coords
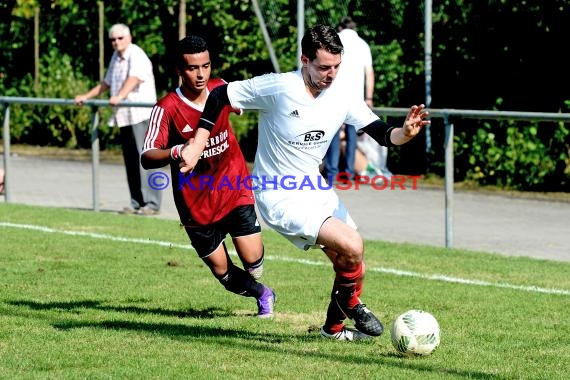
[343,238,364,258]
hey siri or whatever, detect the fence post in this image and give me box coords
[2,103,11,203]
[90,107,100,212]
[444,113,454,248]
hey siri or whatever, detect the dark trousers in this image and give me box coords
[323,124,357,180]
[119,120,162,211]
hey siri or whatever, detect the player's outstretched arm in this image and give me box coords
[360,104,430,147]
[389,104,430,145]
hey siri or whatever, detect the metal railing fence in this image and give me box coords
[2,96,570,248]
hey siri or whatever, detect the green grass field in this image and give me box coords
[1,203,569,379]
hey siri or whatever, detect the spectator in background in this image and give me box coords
[323,16,376,181]
[75,23,162,216]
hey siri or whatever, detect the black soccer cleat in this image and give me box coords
[349,304,384,336]
[335,296,384,337]
[320,326,373,341]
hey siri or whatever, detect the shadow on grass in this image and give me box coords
[54,319,290,344]
[8,299,230,319]
[6,298,499,379]
[51,319,498,379]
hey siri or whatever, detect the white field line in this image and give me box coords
[2,221,569,296]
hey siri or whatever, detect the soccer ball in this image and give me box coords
[390,309,441,356]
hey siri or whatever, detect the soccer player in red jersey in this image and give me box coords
[141,35,275,317]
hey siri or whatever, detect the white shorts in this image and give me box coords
[255,188,357,250]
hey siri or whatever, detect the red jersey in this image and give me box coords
[143,78,254,226]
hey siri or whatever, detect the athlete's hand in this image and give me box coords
[179,139,201,173]
[402,104,430,138]
[179,128,211,173]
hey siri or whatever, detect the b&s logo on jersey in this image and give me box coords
[301,130,324,141]
[288,130,328,150]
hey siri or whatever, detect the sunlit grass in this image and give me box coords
[1,203,569,379]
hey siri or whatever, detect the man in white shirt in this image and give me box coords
[75,23,162,215]
[323,16,377,182]
[179,25,430,341]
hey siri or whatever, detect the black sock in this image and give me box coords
[218,264,265,298]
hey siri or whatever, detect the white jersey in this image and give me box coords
[227,70,378,249]
[227,70,378,189]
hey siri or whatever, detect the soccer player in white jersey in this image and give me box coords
[179,25,430,341]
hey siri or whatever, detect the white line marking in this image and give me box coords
[2,222,569,296]
[0,222,195,250]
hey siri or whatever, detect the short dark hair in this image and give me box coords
[338,16,357,31]
[301,25,343,61]
[176,35,209,69]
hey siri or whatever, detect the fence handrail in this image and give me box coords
[379,106,570,122]
[2,96,570,249]
[3,96,570,122]
[0,96,154,108]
